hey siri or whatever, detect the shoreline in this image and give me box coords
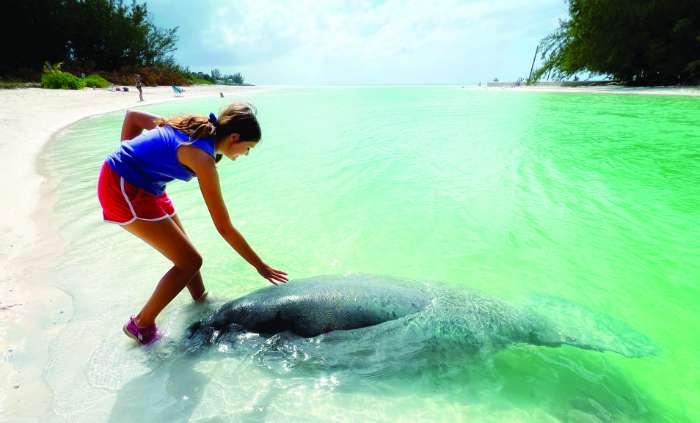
[0,84,268,420]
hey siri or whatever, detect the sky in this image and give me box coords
[145,0,569,85]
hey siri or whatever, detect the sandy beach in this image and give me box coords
[0,84,266,420]
[0,83,696,420]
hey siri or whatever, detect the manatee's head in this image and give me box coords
[185,316,250,351]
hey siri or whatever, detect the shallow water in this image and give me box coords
[41,87,699,422]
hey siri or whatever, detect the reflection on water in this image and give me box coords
[41,87,699,422]
[105,333,657,422]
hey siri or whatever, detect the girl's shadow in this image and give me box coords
[108,352,206,423]
[107,300,279,423]
[108,301,215,423]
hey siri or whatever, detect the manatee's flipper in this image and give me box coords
[524,296,658,358]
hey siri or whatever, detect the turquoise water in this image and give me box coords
[42,87,699,422]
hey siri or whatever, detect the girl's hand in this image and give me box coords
[256,263,288,286]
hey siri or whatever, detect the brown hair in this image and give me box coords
[154,102,261,144]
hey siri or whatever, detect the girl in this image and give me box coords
[97,102,288,345]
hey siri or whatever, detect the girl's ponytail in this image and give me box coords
[154,115,217,140]
[155,102,261,144]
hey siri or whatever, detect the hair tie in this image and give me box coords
[208,112,218,127]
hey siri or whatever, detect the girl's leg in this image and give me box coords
[170,214,206,301]
[122,217,202,327]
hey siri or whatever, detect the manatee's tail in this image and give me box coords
[525,296,658,358]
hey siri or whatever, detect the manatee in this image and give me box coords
[185,274,656,361]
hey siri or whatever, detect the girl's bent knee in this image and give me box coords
[178,253,202,274]
[190,254,203,272]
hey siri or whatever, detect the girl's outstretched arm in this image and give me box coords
[120,110,162,141]
[178,146,288,286]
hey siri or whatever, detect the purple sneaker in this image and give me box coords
[122,316,161,345]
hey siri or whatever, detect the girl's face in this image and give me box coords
[218,134,257,161]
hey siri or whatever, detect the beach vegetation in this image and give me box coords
[190,77,214,85]
[533,0,700,85]
[41,62,86,90]
[82,74,112,88]
[231,73,245,85]
[41,72,85,90]
[4,1,252,87]
[210,70,249,86]
[184,70,249,86]
[3,1,183,85]
[190,71,215,84]
[101,62,189,86]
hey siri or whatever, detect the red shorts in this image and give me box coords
[97,162,175,224]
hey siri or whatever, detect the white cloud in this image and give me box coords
[155,0,567,84]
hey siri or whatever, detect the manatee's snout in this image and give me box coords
[186,321,202,339]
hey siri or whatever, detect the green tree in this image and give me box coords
[2,0,178,77]
[533,0,700,85]
[231,72,245,85]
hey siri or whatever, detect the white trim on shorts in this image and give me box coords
[103,177,175,226]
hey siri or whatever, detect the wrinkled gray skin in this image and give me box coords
[186,274,656,359]
[188,274,430,338]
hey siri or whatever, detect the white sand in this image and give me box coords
[0,84,266,420]
[0,82,696,419]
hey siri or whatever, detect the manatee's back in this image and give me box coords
[201,274,431,337]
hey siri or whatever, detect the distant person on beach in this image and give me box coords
[97,103,288,345]
[135,74,143,102]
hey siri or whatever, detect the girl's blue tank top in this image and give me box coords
[105,125,215,195]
